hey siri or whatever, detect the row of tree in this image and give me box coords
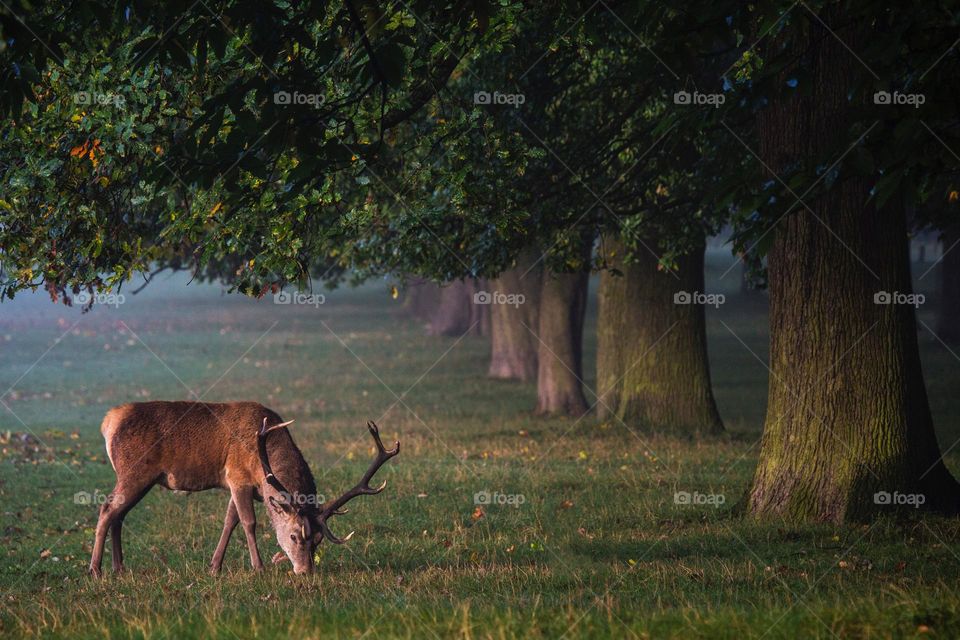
[1,0,958,522]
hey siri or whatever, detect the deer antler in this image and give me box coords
[317,421,399,544]
[257,417,295,499]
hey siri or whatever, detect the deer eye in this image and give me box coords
[290,534,298,543]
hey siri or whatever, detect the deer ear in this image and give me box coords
[269,496,293,515]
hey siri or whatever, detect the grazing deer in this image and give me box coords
[88,401,399,577]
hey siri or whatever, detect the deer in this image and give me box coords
[88,401,399,577]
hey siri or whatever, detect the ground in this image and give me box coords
[1,253,958,639]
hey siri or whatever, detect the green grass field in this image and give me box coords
[1,255,959,639]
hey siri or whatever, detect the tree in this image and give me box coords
[425,278,488,337]
[589,104,729,434]
[487,249,541,381]
[715,2,960,521]
[597,234,723,433]
[534,235,592,415]
[596,0,960,518]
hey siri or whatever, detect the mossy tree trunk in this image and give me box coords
[535,259,590,416]
[937,224,960,343]
[597,235,723,434]
[488,250,542,381]
[746,8,959,522]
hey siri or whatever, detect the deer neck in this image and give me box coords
[264,446,319,509]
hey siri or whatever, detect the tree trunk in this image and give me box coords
[596,236,723,434]
[426,279,488,337]
[535,264,590,416]
[747,7,959,522]
[488,250,542,381]
[403,278,441,323]
[938,224,960,343]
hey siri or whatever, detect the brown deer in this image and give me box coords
[88,401,399,577]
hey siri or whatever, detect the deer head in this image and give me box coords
[257,418,400,574]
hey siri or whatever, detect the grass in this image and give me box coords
[1,254,959,639]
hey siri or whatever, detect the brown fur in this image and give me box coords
[89,401,317,577]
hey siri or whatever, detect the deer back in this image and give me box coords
[101,401,316,496]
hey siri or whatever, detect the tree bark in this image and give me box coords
[535,262,590,416]
[937,224,960,343]
[596,235,723,434]
[536,235,593,416]
[488,250,542,381]
[747,7,959,522]
[426,279,488,337]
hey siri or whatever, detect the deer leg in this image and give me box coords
[209,498,239,575]
[108,483,153,574]
[90,495,118,578]
[90,480,152,578]
[109,517,125,573]
[231,486,263,570]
